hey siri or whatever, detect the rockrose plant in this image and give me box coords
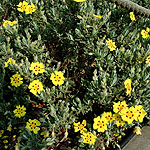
[0,0,150,149]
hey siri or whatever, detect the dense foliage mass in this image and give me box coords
[0,0,150,149]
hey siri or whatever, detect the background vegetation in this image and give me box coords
[0,0,150,149]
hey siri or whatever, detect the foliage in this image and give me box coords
[0,0,150,149]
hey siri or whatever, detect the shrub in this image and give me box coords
[0,0,150,149]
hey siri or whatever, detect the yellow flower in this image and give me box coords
[3,20,11,28]
[113,101,128,114]
[15,144,20,150]
[141,27,150,39]
[130,12,136,21]
[40,131,49,138]
[120,106,137,124]
[73,120,87,134]
[81,132,97,145]
[113,114,125,127]
[73,0,86,2]
[9,21,18,26]
[25,119,41,134]
[3,140,8,144]
[28,80,43,95]
[29,62,45,75]
[7,126,12,132]
[50,71,65,86]
[133,127,142,135]
[93,14,103,19]
[13,105,26,118]
[134,105,147,122]
[17,1,28,12]
[0,130,4,137]
[103,112,113,123]
[117,135,122,141]
[113,133,119,137]
[5,58,15,68]
[146,56,150,66]
[4,146,8,149]
[124,78,132,96]
[10,74,23,87]
[93,116,108,132]
[25,3,36,14]
[3,135,8,138]
[106,39,117,51]
[108,11,111,16]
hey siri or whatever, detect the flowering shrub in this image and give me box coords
[0,0,150,149]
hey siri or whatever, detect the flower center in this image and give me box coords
[145,31,149,36]
[78,124,83,130]
[17,108,23,114]
[97,121,104,128]
[30,122,36,129]
[21,4,26,10]
[54,75,61,82]
[148,58,150,62]
[119,105,124,110]
[33,84,40,90]
[126,84,131,91]
[14,77,19,83]
[34,65,40,71]
[85,135,92,142]
[28,7,33,11]
[127,112,134,119]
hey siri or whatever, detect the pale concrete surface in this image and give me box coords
[123,126,150,150]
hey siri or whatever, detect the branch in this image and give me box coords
[109,0,150,17]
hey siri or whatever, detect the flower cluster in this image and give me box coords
[113,101,147,125]
[5,58,66,96]
[0,132,10,149]
[4,58,67,137]
[3,20,17,28]
[73,120,87,133]
[25,119,41,134]
[106,39,117,51]
[28,63,65,95]
[73,101,146,145]
[73,120,97,145]
[17,1,36,14]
